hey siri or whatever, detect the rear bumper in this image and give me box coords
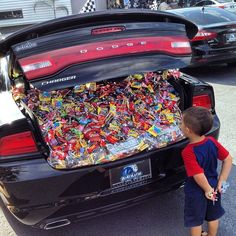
[0,115,220,228]
[35,170,187,229]
[190,46,236,67]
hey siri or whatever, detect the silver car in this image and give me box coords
[193,0,236,13]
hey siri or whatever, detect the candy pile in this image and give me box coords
[18,71,184,169]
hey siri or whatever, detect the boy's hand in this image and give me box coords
[205,189,218,201]
[217,180,230,193]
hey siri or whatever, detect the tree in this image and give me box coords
[33,0,69,19]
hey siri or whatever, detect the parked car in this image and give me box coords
[0,32,5,41]
[193,0,236,13]
[0,32,12,41]
[170,7,236,66]
[0,10,220,230]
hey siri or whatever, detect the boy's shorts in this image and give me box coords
[184,192,225,227]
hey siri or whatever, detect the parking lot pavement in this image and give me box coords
[0,65,235,236]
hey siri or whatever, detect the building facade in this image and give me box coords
[0,0,72,28]
[0,0,109,33]
[0,0,160,34]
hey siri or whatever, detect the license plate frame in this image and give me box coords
[225,32,236,43]
[109,159,152,189]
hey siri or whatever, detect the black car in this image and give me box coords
[170,7,236,67]
[0,10,220,230]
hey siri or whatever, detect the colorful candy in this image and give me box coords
[17,70,184,169]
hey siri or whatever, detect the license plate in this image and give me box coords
[226,33,236,43]
[109,159,152,188]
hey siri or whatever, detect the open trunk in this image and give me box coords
[4,10,198,169]
[13,70,185,169]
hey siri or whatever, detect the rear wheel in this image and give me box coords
[0,198,44,234]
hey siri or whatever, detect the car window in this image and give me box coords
[175,8,236,24]
[206,1,214,5]
[195,1,206,6]
[218,0,232,2]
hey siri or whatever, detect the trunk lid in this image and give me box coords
[1,10,197,90]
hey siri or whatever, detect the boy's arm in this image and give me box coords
[209,138,232,192]
[193,173,215,200]
[217,154,233,192]
[182,146,216,200]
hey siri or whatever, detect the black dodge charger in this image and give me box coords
[0,10,220,230]
[170,7,236,67]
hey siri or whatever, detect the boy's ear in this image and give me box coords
[186,126,191,134]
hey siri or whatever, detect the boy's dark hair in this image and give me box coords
[183,106,213,136]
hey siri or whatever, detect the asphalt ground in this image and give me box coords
[0,64,235,236]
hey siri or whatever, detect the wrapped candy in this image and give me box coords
[17,70,185,169]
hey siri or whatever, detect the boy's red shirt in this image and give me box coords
[182,136,229,177]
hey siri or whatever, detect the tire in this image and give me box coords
[0,198,44,234]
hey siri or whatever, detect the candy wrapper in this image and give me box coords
[15,70,185,169]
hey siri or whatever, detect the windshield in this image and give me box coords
[172,8,236,25]
[217,0,232,2]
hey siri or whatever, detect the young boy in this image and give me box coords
[181,107,232,236]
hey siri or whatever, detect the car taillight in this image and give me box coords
[192,94,212,109]
[218,5,225,8]
[91,26,126,35]
[0,131,38,157]
[191,30,217,42]
[19,36,191,80]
